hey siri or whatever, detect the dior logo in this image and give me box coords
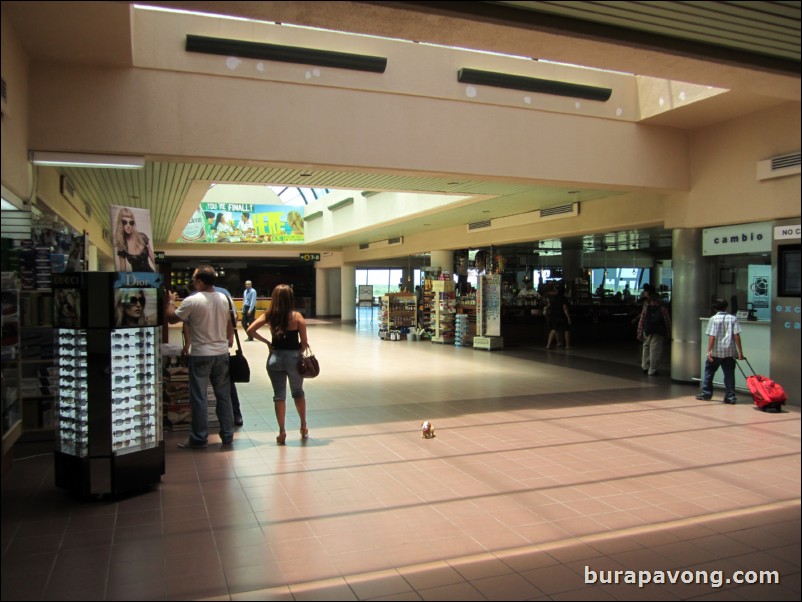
[124,274,150,287]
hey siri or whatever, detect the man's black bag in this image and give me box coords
[644,305,666,336]
[226,294,250,382]
[229,349,250,383]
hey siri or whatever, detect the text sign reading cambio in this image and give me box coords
[702,222,773,256]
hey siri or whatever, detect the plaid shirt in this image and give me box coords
[705,311,742,358]
[637,299,671,339]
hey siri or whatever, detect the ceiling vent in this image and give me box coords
[359,237,404,251]
[540,204,578,219]
[757,151,801,181]
[467,203,579,233]
[468,220,492,231]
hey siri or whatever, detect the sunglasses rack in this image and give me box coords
[53,272,165,499]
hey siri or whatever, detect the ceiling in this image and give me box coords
[4,1,800,258]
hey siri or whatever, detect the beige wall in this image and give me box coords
[665,102,800,230]
[1,10,30,204]
[26,62,689,192]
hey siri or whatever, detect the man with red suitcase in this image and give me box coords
[696,299,744,404]
[697,298,744,404]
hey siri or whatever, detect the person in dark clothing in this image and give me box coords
[545,284,572,350]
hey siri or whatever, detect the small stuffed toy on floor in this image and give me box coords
[421,420,436,439]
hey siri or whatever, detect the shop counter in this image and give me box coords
[500,303,643,347]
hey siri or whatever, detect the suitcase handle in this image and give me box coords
[741,356,760,377]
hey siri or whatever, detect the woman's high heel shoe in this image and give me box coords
[276,431,287,445]
[300,426,309,440]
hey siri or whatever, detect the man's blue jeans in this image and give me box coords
[188,354,235,444]
[701,356,737,401]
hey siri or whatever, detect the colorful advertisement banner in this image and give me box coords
[178,203,305,244]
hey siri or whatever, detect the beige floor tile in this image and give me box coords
[3,321,799,601]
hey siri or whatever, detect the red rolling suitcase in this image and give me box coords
[737,358,786,412]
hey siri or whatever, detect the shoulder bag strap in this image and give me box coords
[225,294,243,353]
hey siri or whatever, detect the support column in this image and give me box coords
[671,228,710,383]
[341,264,356,322]
[429,250,454,275]
[560,246,583,291]
[315,267,328,318]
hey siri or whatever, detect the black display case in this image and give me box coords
[53,272,164,498]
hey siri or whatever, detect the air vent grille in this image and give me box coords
[757,151,801,181]
[540,204,575,218]
[359,243,370,250]
[772,152,801,170]
[468,220,492,230]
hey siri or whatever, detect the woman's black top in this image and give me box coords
[117,234,154,272]
[272,329,301,350]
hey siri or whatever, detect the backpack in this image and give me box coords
[643,304,666,336]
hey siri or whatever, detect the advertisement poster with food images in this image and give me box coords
[177,203,305,244]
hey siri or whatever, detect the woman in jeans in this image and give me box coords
[246,284,309,444]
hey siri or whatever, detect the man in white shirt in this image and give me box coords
[165,265,236,447]
[697,298,744,404]
[237,211,255,233]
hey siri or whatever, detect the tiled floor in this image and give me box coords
[2,318,800,601]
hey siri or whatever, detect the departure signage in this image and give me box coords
[300,253,320,262]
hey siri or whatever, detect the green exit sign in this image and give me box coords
[300,253,320,262]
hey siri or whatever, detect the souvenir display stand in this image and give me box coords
[379,293,415,340]
[53,272,164,498]
[431,280,456,344]
[474,274,504,350]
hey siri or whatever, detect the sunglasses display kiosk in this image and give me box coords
[53,272,164,498]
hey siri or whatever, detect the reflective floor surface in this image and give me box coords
[2,318,800,600]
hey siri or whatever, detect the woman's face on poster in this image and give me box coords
[121,214,135,235]
[123,293,145,320]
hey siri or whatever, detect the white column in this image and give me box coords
[315,267,328,318]
[86,242,98,271]
[341,265,356,322]
[429,250,454,275]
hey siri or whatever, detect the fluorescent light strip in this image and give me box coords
[457,68,612,101]
[30,152,145,169]
[186,34,387,73]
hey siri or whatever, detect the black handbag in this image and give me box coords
[226,295,250,383]
[298,346,320,378]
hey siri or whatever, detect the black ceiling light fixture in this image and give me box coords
[457,68,612,101]
[186,34,388,73]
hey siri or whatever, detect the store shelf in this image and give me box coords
[379,293,415,340]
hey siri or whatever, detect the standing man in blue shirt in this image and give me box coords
[242,280,257,341]
[697,298,745,404]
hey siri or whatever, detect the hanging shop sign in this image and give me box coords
[177,203,305,244]
[774,224,801,240]
[702,222,772,256]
